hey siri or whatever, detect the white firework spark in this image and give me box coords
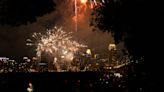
[27,26,87,63]
[34,27,87,58]
[27,26,87,71]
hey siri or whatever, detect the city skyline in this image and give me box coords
[0,0,121,60]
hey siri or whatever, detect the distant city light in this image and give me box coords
[0,57,9,61]
[86,49,92,55]
[108,44,116,51]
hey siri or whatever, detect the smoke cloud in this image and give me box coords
[0,0,125,59]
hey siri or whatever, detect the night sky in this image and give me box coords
[0,0,123,60]
[0,0,161,91]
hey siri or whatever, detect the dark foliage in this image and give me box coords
[91,1,164,89]
[0,0,55,26]
[91,0,150,59]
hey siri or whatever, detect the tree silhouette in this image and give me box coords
[0,0,55,26]
[91,0,148,60]
[91,1,164,90]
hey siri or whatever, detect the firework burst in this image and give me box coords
[35,27,86,57]
[73,0,106,31]
[78,0,106,9]
[27,27,87,71]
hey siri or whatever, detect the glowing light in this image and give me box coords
[28,26,87,71]
[108,44,116,51]
[114,73,122,78]
[29,83,32,87]
[27,88,33,92]
[34,27,86,56]
[27,83,33,92]
[74,0,78,32]
[72,0,106,26]
[65,52,74,61]
[86,49,92,55]
[80,0,87,4]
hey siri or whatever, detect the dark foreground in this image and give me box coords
[0,72,100,92]
[0,71,160,92]
[0,61,161,92]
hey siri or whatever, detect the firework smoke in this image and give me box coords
[73,0,106,32]
[28,26,87,71]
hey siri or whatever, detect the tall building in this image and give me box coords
[108,44,117,65]
[38,51,48,72]
[38,51,55,72]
